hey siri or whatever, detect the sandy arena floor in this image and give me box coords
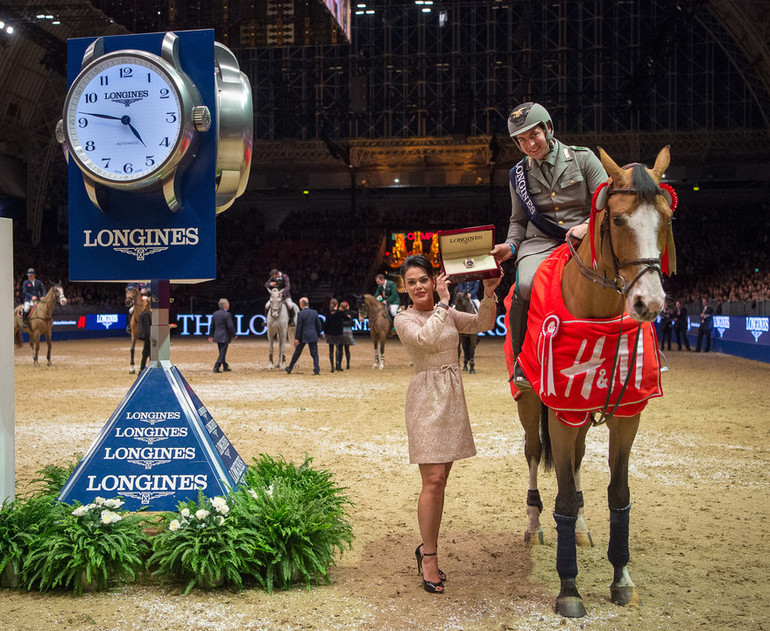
[3,335,770,631]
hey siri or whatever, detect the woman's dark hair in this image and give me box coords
[400,254,433,279]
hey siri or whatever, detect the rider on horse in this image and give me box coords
[265,269,296,326]
[375,273,399,327]
[22,268,45,327]
[490,102,608,390]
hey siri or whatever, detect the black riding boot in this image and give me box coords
[508,288,531,390]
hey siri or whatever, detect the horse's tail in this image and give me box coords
[539,403,553,472]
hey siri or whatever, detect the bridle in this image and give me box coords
[567,176,675,426]
[568,183,665,299]
[268,291,284,319]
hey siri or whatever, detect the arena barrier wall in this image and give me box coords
[22,310,769,364]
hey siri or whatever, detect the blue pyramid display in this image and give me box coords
[59,363,247,511]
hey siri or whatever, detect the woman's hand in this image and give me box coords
[436,273,451,304]
[483,271,503,295]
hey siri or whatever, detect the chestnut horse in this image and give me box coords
[508,147,675,617]
[358,294,390,369]
[13,284,68,366]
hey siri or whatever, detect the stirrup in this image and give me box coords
[512,361,532,391]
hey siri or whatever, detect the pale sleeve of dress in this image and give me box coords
[452,295,497,335]
[394,308,449,347]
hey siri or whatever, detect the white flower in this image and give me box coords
[211,497,230,515]
[195,509,210,520]
[217,516,225,526]
[100,509,122,524]
[248,488,258,499]
[94,496,106,505]
[84,503,97,511]
[71,505,88,517]
[180,508,190,518]
[169,519,181,531]
[104,498,124,509]
[266,483,274,497]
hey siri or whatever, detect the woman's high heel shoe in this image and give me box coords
[414,544,445,593]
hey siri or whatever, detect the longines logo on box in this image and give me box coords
[746,317,769,342]
[82,227,199,261]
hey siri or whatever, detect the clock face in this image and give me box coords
[65,54,184,184]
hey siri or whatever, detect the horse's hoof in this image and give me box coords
[129,368,136,374]
[576,530,594,548]
[267,365,274,371]
[555,595,587,618]
[524,528,544,545]
[469,367,475,374]
[555,578,585,618]
[611,584,640,607]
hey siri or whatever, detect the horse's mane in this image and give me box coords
[630,165,659,205]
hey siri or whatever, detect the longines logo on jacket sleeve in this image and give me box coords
[82,227,199,261]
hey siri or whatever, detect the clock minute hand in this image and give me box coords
[81,111,122,120]
[126,121,146,147]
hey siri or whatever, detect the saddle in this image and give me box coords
[504,245,662,426]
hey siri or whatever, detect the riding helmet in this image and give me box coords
[27,268,35,275]
[507,102,553,141]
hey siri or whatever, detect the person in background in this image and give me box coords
[21,268,45,326]
[265,269,296,326]
[285,297,324,375]
[672,300,691,351]
[209,298,236,373]
[695,296,714,353]
[339,301,355,369]
[394,254,501,594]
[137,294,152,373]
[659,303,673,351]
[325,298,346,372]
[375,273,400,324]
[490,102,607,390]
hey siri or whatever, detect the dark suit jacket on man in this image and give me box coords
[211,309,236,343]
[294,307,322,343]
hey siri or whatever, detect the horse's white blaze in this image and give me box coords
[625,202,665,318]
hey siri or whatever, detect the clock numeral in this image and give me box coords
[159,88,170,99]
[85,141,96,152]
[101,158,111,169]
[147,72,152,83]
[123,163,134,174]
[100,76,109,86]
[159,137,170,147]
[78,118,88,128]
[145,156,156,167]
[84,93,98,104]
[119,67,133,79]
[165,112,177,123]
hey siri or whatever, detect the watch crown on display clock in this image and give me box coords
[193,106,211,133]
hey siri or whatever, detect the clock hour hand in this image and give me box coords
[81,112,146,147]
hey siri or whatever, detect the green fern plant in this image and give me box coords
[27,453,83,499]
[0,496,58,588]
[238,454,354,593]
[21,497,149,595]
[148,492,270,595]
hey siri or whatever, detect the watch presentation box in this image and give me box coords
[438,225,502,283]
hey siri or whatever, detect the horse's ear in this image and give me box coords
[650,145,670,183]
[597,146,625,185]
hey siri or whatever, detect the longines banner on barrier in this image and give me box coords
[65,30,217,283]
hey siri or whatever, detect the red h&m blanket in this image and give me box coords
[504,245,662,427]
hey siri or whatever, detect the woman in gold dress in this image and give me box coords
[394,255,501,593]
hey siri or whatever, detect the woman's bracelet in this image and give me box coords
[436,301,449,310]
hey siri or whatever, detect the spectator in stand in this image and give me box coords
[695,297,714,353]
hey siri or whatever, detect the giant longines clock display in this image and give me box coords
[58,33,211,212]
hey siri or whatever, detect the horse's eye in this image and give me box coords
[613,216,625,227]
